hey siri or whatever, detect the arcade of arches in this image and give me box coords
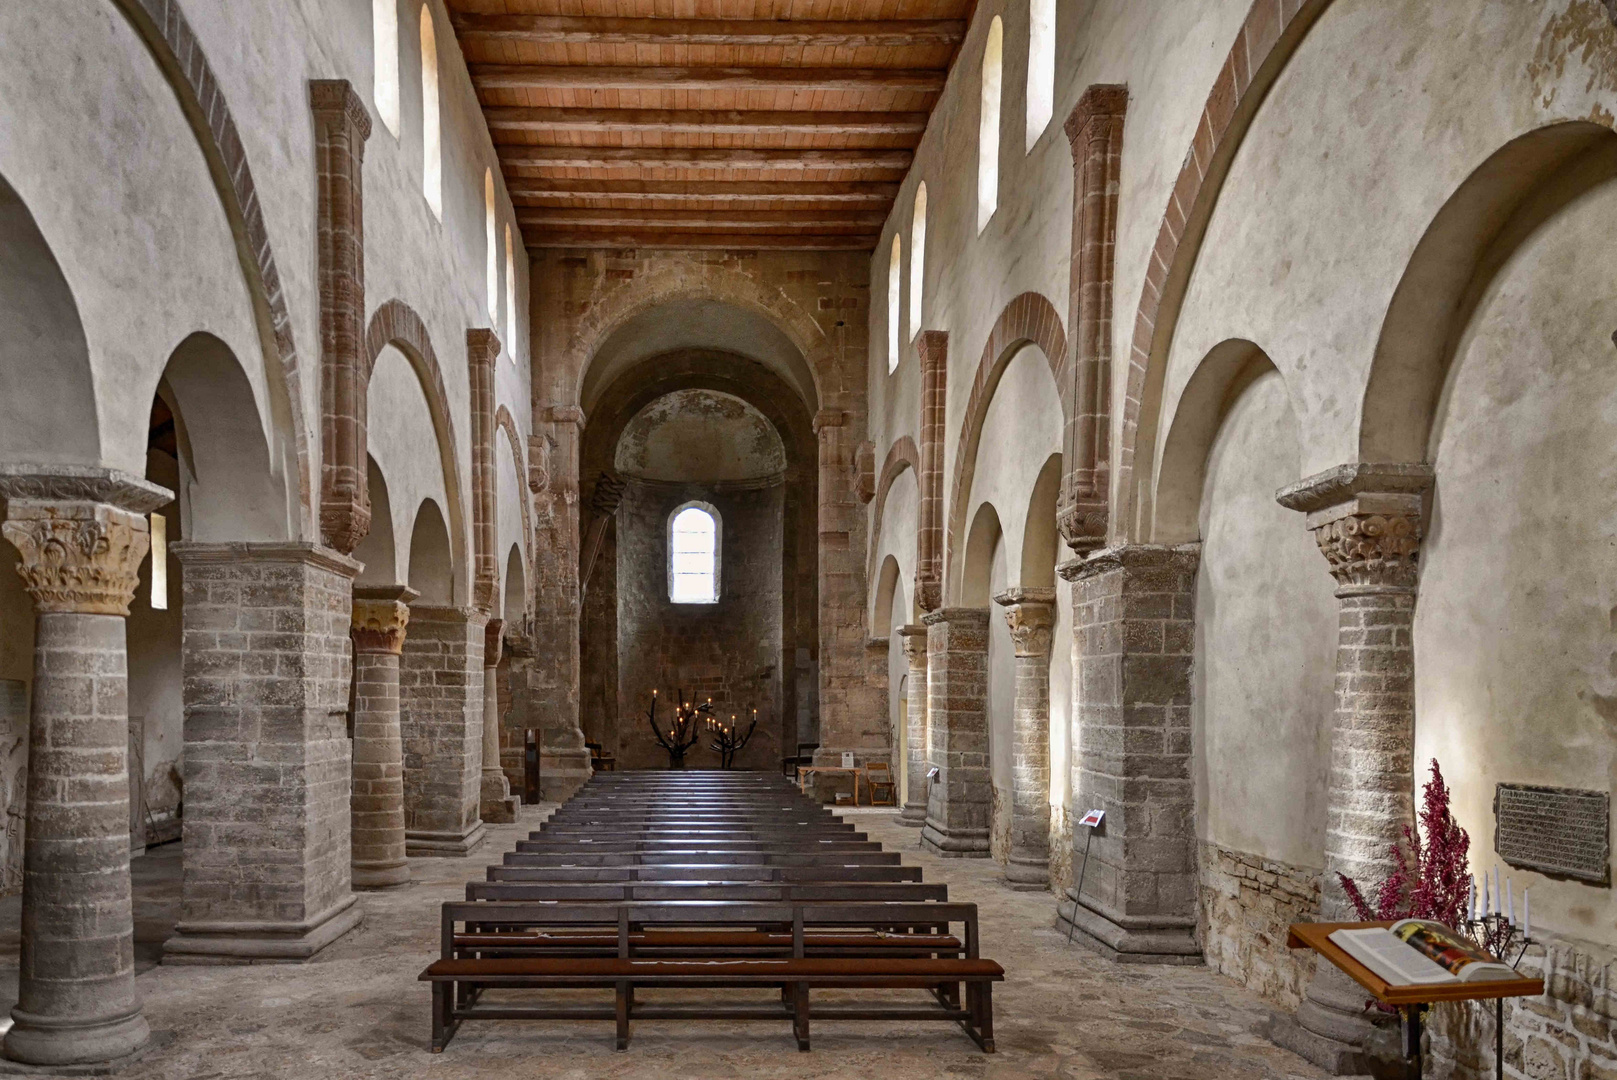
[0,1,1614,1077]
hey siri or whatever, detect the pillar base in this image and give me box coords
[162,895,362,965]
[1257,1012,1371,1076]
[896,800,927,827]
[1257,962,1378,1074]
[920,819,990,858]
[481,770,520,824]
[351,860,411,890]
[1055,893,1202,965]
[1003,853,1050,890]
[406,822,488,858]
[540,750,592,803]
[1,1005,149,1070]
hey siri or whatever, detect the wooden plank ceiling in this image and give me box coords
[447,0,969,252]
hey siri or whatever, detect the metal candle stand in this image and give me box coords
[645,689,711,769]
[1462,912,1532,1080]
[706,707,758,769]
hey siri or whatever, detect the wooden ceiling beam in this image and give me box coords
[452,14,965,49]
[517,208,886,230]
[498,146,912,172]
[471,64,947,93]
[508,179,899,201]
[521,229,879,251]
[484,107,930,138]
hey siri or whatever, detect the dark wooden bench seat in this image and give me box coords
[465,881,948,902]
[421,902,1000,1052]
[503,850,905,867]
[486,863,923,883]
[515,839,881,854]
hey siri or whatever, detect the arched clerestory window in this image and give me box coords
[420,4,442,220]
[1025,0,1055,150]
[978,16,1003,232]
[908,182,927,341]
[887,232,902,373]
[668,503,721,604]
[373,0,400,137]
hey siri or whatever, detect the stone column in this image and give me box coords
[164,542,364,964]
[920,607,991,857]
[401,604,488,856]
[1056,545,1201,963]
[349,585,415,889]
[895,624,928,826]
[914,331,947,612]
[1269,463,1432,1074]
[467,328,501,612]
[501,629,535,791]
[809,407,887,778]
[995,588,1055,890]
[0,467,169,1067]
[480,618,519,823]
[1057,85,1126,555]
[311,78,373,555]
[528,404,591,802]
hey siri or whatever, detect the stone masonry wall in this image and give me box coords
[1197,841,1321,1011]
[615,479,783,772]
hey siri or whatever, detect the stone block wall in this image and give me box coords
[400,605,485,853]
[171,543,358,941]
[0,679,25,896]
[1197,841,1320,1011]
[614,479,784,771]
[1425,935,1617,1080]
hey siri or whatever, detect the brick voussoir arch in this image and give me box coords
[493,403,533,590]
[1116,0,1334,542]
[865,435,922,609]
[366,299,472,601]
[941,291,1067,600]
[112,0,315,535]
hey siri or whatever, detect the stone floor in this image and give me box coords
[0,805,1330,1079]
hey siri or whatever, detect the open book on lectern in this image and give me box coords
[1328,920,1517,987]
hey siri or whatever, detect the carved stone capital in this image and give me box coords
[811,408,846,435]
[994,587,1056,658]
[309,78,373,143]
[853,440,876,504]
[1277,462,1434,596]
[0,467,172,616]
[913,575,941,614]
[351,585,418,654]
[1056,493,1108,554]
[894,623,927,664]
[467,327,501,369]
[1065,84,1129,159]
[482,618,506,668]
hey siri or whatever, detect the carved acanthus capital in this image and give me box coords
[483,618,505,668]
[994,587,1057,658]
[0,467,173,616]
[895,624,928,666]
[1056,492,1108,555]
[913,576,941,614]
[1065,84,1129,160]
[1277,462,1434,597]
[351,585,419,654]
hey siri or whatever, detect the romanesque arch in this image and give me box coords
[865,435,920,603]
[366,299,469,603]
[942,291,1066,597]
[1114,0,1335,543]
[494,403,533,586]
[111,0,314,534]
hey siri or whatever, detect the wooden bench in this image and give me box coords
[465,881,949,902]
[502,850,906,867]
[486,863,924,883]
[420,901,1000,1053]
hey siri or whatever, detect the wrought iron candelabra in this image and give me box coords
[645,688,712,769]
[707,707,758,769]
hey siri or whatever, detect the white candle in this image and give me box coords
[1482,872,1490,917]
[1493,865,1501,915]
[1507,878,1515,926]
[1523,889,1530,939]
[1467,876,1476,923]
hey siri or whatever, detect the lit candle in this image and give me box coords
[1507,878,1514,926]
[1523,889,1530,939]
[1467,876,1476,923]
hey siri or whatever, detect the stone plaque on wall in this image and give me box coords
[1494,783,1610,885]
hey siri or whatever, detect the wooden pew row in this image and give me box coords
[486,864,923,883]
[503,850,905,866]
[466,882,948,902]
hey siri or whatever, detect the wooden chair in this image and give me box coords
[781,742,819,778]
[585,741,617,772]
[865,762,897,806]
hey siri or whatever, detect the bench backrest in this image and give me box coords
[465,881,948,902]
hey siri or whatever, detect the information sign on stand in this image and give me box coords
[1066,810,1105,942]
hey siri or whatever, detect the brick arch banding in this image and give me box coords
[112,0,315,535]
[494,402,533,596]
[366,299,470,603]
[942,291,1067,600]
[1115,0,1334,543]
[865,435,921,618]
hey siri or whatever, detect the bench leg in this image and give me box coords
[432,981,461,1053]
[792,983,810,1052]
[959,982,995,1054]
[616,980,630,1051]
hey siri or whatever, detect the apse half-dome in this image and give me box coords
[614,389,786,484]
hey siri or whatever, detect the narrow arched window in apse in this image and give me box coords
[887,232,902,373]
[505,223,517,360]
[485,170,498,320]
[1026,0,1054,150]
[909,183,927,341]
[669,505,720,604]
[420,4,441,219]
[373,0,400,136]
[978,16,1003,232]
